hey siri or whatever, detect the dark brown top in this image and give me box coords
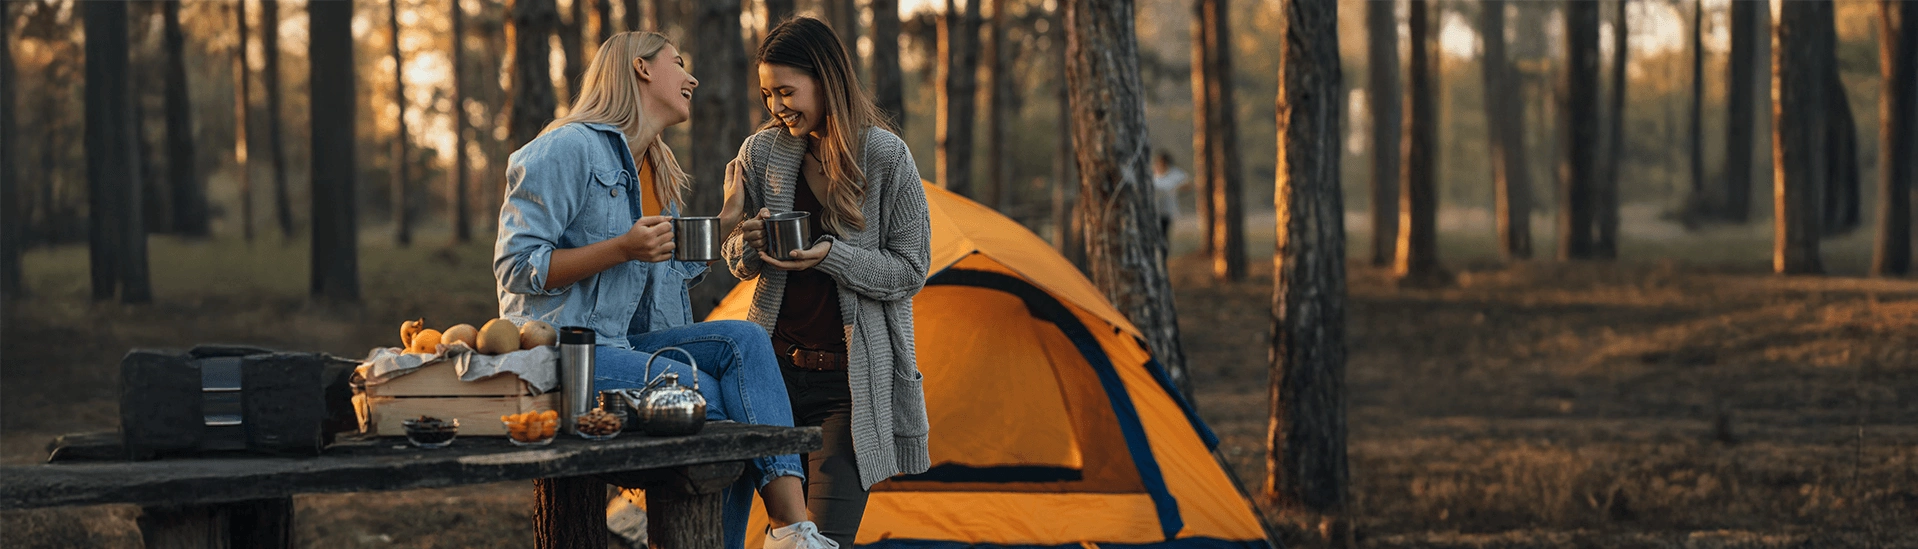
[772,180,847,354]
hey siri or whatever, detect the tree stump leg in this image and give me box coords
[644,462,745,549]
[534,476,609,549]
[225,496,294,549]
[138,504,230,549]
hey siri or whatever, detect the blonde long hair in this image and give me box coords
[757,17,894,235]
[543,32,691,208]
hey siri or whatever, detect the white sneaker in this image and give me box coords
[764,520,839,549]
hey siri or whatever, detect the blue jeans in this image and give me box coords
[594,320,804,549]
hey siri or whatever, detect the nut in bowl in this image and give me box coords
[502,410,560,447]
[401,416,459,449]
[575,408,621,440]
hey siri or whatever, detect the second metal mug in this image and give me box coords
[671,217,722,262]
[764,211,812,261]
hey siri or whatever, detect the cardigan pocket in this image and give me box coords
[890,367,929,438]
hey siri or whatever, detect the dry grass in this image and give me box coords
[3,222,1916,547]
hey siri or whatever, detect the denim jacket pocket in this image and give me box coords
[589,169,629,240]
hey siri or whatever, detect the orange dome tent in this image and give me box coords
[711,182,1273,548]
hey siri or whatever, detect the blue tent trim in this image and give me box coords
[1142,356,1221,450]
[894,463,1084,483]
[926,269,1183,541]
[858,537,1268,548]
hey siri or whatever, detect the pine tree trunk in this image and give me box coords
[1268,0,1348,532]
[511,0,560,152]
[1192,0,1216,258]
[596,0,614,42]
[86,0,151,303]
[826,0,858,65]
[1724,0,1758,223]
[162,1,207,237]
[870,0,905,131]
[767,0,795,24]
[1365,0,1399,266]
[1773,0,1830,275]
[561,0,585,103]
[263,0,293,239]
[1686,0,1708,223]
[1481,0,1531,260]
[1064,0,1190,399]
[1594,0,1624,258]
[623,0,644,30]
[1199,0,1245,281]
[1394,0,1440,284]
[1873,0,1917,276]
[1558,0,1599,260]
[453,0,472,243]
[390,0,413,247]
[1052,5,1082,266]
[983,0,1012,211]
[310,0,361,301]
[1822,71,1861,235]
[938,0,982,197]
[687,0,751,319]
[235,1,255,242]
[2,0,21,298]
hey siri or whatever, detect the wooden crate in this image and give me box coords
[355,360,557,437]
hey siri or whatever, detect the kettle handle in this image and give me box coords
[643,346,699,391]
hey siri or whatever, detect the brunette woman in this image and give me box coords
[725,17,932,547]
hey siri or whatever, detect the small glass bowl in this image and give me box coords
[576,428,620,441]
[402,417,459,449]
[503,418,557,447]
[574,409,622,440]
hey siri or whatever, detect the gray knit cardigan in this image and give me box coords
[722,126,932,489]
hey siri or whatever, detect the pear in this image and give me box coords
[442,324,479,349]
[478,318,521,355]
[399,318,425,349]
[408,329,443,354]
[519,320,558,350]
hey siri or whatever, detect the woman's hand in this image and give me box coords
[718,159,748,233]
[760,240,831,271]
[619,215,676,262]
[739,208,771,251]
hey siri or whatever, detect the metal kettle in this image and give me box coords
[633,347,706,436]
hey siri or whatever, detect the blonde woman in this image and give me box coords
[493,32,836,549]
[725,17,932,547]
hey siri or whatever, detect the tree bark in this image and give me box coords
[1685,0,1708,224]
[1,0,21,298]
[1724,0,1758,223]
[512,0,560,152]
[1197,0,1245,281]
[687,0,752,319]
[937,0,982,197]
[596,0,614,42]
[1052,5,1082,266]
[1064,0,1190,398]
[623,0,645,31]
[390,0,413,247]
[827,0,859,63]
[561,0,585,104]
[1595,0,1624,258]
[1873,0,1917,276]
[871,0,905,131]
[162,1,207,237]
[983,0,1013,211]
[1394,0,1439,283]
[262,0,293,239]
[310,0,361,301]
[767,0,795,25]
[1773,0,1830,275]
[1481,0,1531,260]
[235,1,255,242]
[1822,70,1860,236]
[86,0,152,303]
[1193,0,1216,258]
[1268,0,1348,529]
[1365,0,1400,266]
[453,0,473,243]
[532,477,607,549]
[1558,0,1599,260]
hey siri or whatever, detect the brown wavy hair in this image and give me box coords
[757,16,894,234]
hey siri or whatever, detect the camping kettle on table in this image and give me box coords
[632,347,706,436]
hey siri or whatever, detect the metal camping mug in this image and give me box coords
[671,217,722,262]
[557,327,596,435]
[764,211,812,261]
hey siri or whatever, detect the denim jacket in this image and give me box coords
[494,122,707,349]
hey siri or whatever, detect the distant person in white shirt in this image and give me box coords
[1151,150,1190,239]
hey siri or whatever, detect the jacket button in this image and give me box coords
[610,187,619,197]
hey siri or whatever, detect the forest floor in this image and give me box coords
[2,211,1915,548]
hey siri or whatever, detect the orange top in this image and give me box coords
[637,155,663,217]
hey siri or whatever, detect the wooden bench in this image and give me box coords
[1,423,820,548]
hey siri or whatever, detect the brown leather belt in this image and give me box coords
[781,344,848,372]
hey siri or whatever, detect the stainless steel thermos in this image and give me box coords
[557,326,596,435]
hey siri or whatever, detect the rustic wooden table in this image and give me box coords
[0,423,820,549]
